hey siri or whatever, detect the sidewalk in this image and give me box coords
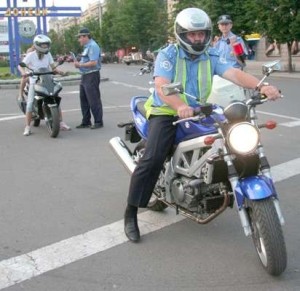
[245,60,300,79]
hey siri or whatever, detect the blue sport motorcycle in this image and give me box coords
[109,60,287,276]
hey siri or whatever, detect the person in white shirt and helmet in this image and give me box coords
[18,34,71,136]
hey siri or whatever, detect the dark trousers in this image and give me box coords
[79,71,103,125]
[127,115,177,207]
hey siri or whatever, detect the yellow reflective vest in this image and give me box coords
[145,45,212,118]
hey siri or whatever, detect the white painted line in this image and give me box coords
[110,81,150,91]
[257,110,300,121]
[0,106,130,122]
[0,209,183,290]
[0,158,299,289]
[272,157,300,182]
[0,115,24,121]
[61,90,80,94]
[279,120,300,127]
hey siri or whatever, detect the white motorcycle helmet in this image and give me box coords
[174,8,212,55]
[33,34,51,54]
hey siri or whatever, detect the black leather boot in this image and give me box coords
[124,213,140,242]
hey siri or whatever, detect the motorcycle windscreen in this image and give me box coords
[235,175,277,206]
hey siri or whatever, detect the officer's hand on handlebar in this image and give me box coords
[177,104,194,119]
[260,85,283,101]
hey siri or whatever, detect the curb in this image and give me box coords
[0,76,109,89]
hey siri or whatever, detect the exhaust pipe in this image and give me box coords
[109,137,136,174]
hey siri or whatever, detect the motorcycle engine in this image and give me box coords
[171,177,231,213]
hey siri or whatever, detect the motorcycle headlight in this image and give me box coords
[227,122,259,155]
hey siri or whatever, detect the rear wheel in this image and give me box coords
[132,140,168,212]
[246,198,287,276]
[44,105,60,138]
[33,118,40,127]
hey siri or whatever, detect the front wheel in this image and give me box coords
[44,105,60,138]
[246,198,287,276]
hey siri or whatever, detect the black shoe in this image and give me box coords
[124,215,140,242]
[90,123,103,129]
[76,124,91,129]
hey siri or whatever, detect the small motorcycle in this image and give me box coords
[138,59,154,75]
[110,60,287,276]
[17,61,64,138]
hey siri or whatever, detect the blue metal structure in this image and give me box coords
[0,0,81,74]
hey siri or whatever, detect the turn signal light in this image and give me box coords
[265,120,277,129]
[204,136,215,145]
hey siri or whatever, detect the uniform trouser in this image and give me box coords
[127,115,177,207]
[79,71,103,125]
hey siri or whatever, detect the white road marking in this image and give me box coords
[278,120,300,127]
[0,157,300,289]
[0,209,183,289]
[110,81,151,91]
[257,110,300,121]
[0,107,130,123]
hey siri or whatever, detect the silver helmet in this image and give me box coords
[33,34,51,54]
[174,8,212,55]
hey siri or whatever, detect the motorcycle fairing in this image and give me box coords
[235,175,277,208]
[34,68,63,97]
[34,82,62,97]
[131,97,226,144]
[131,96,148,139]
[175,120,217,143]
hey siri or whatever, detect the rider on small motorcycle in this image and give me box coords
[18,34,70,136]
[123,7,282,243]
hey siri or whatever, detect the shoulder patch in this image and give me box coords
[160,60,173,71]
[207,47,220,57]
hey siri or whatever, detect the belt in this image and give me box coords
[81,70,100,75]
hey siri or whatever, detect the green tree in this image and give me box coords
[245,0,300,72]
[100,0,124,54]
[174,0,300,71]
[63,25,81,54]
[48,29,65,57]
[173,0,254,37]
[101,0,168,54]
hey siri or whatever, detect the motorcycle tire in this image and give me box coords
[246,198,287,276]
[132,140,168,212]
[44,105,60,138]
[33,118,40,127]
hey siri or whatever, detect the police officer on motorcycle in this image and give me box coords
[124,7,282,242]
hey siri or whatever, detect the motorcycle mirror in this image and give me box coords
[161,82,183,96]
[19,62,27,68]
[262,60,281,74]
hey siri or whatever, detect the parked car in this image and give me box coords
[122,52,143,65]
